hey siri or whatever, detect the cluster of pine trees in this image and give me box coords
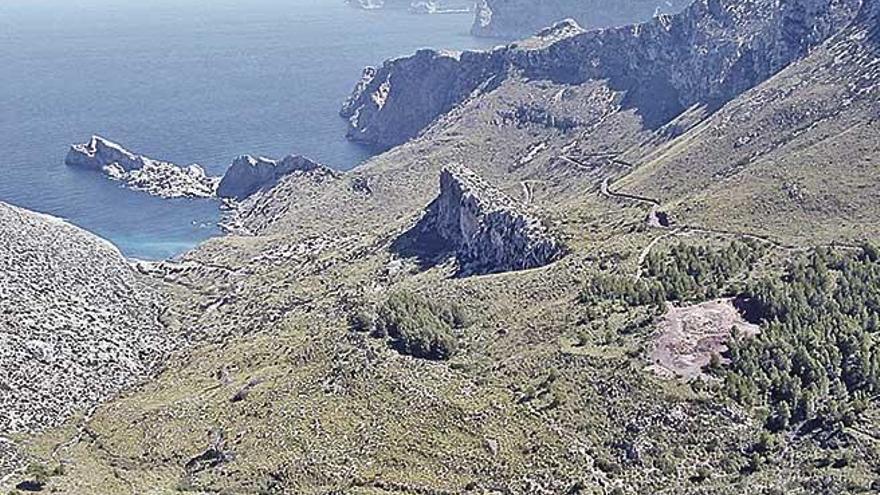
[581,238,880,433]
[643,240,766,302]
[724,246,880,432]
[580,240,764,308]
[352,291,467,361]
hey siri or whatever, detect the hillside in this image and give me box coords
[0,202,177,485]
[3,0,880,494]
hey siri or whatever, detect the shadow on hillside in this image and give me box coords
[389,216,455,272]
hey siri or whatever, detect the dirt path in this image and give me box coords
[519,180,545,205]
[636,229,683,280]
[593,160,861,277]
[520,181,533,205]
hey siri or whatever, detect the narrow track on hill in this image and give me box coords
[554,151,862,277]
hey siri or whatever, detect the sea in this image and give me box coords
[0,0,495,259]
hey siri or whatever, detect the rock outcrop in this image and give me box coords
[65,136,219,199]
[342,0,861,149]
[0,201,175,435]
[471,0,692,38]
[340,47,510,150]
[399,166,564,275]
[216,154,329,200]
[66,136,332,203]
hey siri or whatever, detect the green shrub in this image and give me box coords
[349,308,376,333]
[375,291,459,360]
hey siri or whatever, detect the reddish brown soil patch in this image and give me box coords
[648,299,759,380]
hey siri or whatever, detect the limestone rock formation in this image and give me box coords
[0,201,175,435]
[340,46,509,150]
[216,154,329,200]
[400,166,564,275]
[471,0,692,38]
[342,0,861,149]
[65,136,219,199]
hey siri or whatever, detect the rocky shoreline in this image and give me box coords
[66,136,334,208]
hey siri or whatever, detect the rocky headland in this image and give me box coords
[217,154,329,200]
[65,136,219,199]
[342,0,861,150]
[66,136,334,208]
[5,0,880,493]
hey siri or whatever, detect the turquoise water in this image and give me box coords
[0,0,494,259]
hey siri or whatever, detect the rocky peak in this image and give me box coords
[396,166,564,276]
[216,154,330,200]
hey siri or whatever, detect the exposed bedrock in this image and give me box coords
[394,166,564,276]
[65,136,219,199]
[66,136,332,202]
[471,0,692,38]
[216,154,328,200]
[0,201,174,435]
[340,48,509,150]
[342,0,861,149]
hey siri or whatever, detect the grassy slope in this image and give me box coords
[618,22,880,245]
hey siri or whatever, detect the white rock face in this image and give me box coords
[65,136,220,199]
[217,154,327,200]
[0,202,176,436]
[400,166,564,275]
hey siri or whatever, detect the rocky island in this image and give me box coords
[66,136,332,205]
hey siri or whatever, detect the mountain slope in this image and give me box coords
[0,202,176,482]
[5,1,880,494]
[618,0,880,243]
[342,0,861,150]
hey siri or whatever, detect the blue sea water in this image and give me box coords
[0,0,495,259]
